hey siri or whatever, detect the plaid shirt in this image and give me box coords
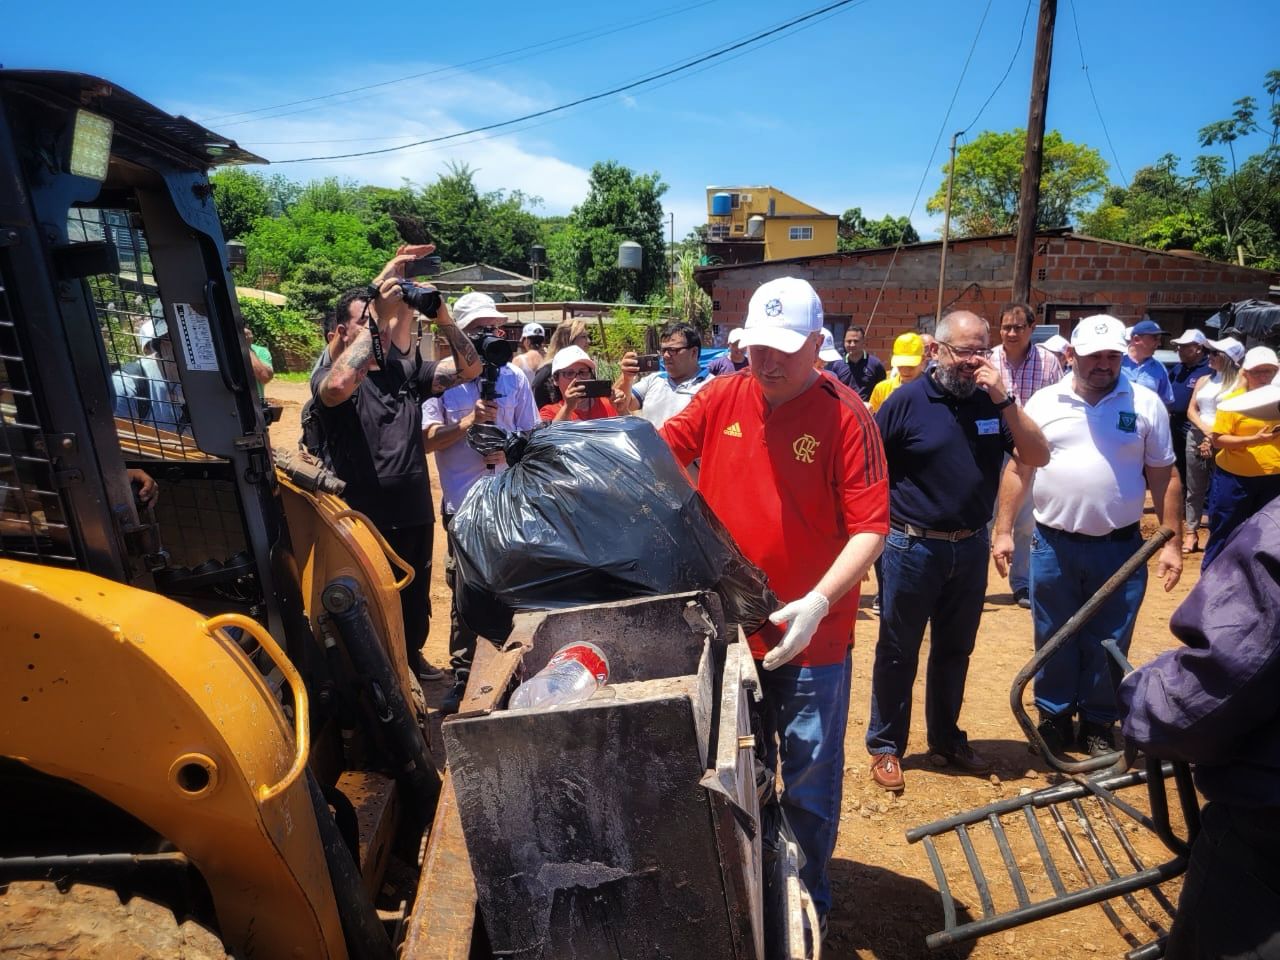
[991,343,1063,407]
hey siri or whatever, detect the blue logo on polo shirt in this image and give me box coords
[1117,411,1137,433]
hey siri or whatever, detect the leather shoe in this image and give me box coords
[870,753,904,790]
[929,742,993,773]
[1032,712,1075,756]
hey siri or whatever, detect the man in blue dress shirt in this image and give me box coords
[1122,319,1174,406]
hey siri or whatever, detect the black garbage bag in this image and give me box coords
[451,417,778,640]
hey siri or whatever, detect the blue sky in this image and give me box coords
[6,0,1278,241]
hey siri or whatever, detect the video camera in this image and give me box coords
[471,331,514,403]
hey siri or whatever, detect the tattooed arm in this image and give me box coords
[318,323,376,407]
[430,300,482,395]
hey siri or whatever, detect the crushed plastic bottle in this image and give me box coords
[508,641,610,711]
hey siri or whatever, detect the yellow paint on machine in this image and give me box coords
[0,559,347,959]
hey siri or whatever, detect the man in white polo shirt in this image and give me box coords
[623,322,713,428]
[993,314,1183,756]
[422,292,539,714]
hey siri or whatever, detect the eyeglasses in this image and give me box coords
[557,367,594,380]
[939,341,992,361]
[659,344,692,356]
[999,324,1029,334]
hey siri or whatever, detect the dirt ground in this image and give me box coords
[268,378,1200,960]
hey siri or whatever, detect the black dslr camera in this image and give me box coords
[470,331,514,402]
[362,281,443,366]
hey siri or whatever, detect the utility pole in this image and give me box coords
[935,131,961,326]
[1012,0,1057,305]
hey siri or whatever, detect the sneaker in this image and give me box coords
[440,680,466,716]
[870,753,905,791]
[1080,721,1117,757]
[1032,712,1075,755]
[871,595,881,615]
[1013,587,1031,609]
[416,661,448,683]
[928,742,993,773]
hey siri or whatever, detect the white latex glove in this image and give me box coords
[762,591,830,671]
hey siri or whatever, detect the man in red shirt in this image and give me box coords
[660,276,889,931]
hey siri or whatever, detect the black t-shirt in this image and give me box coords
[310,343,438,530]
[531,362,555,409]
[875,371,1014,531]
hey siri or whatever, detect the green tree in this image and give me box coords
[568,161,668,302]
[210,168,270,240]
[1193,70,1280,265]
[674,249,712,333]
[838,207,919,250]
[926,129,1109,236]
[419,162,543,272]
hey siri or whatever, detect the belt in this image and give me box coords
[1036,521,1140,543]
[891,522,978,542]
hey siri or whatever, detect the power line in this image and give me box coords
[201,0,722,126]
[961,0,1034,135]
[1067,0,1127,186]
[866,0,996,332]
[271,0,867,164]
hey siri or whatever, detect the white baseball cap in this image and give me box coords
[738,277,824,354]
[818,328,841,362]
[727,327,746,346]
[452,292,506,331]
[550,345,597,376]
[1071,314,1128,356]
[521,322,545,339]
[1208,336,1246,364]
[1218,382,1280,421]
[1242,345,1280,371]
[1042,334,1069,355]
[1170,328,1209,347]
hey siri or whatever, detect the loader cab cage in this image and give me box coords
[0,70,275,618]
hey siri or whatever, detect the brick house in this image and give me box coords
[697,228,1278,355]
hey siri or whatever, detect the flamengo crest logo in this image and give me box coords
[793,434,819,463]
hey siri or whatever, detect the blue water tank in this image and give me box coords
[711,192,732,217]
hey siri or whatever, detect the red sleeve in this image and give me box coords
[539,402,561,421]
[595,398,618,418]
[837,395,890,536]
[658,382,713,466]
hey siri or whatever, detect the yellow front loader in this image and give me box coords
[0,70,444,958]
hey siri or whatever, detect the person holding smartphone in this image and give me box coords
[538,346,618,422]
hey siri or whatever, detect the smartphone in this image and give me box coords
[403,254,442,278]
[581,379,613,399]
[636,353,661,373]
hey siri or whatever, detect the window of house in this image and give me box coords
[730,193,740,209]
[708,223,729,240]
[789,226,813,241]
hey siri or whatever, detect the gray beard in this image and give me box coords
[934,363,977,399]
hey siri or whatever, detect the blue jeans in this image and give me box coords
[1203,469,1280,570]
[1030,524,1147,724]
[759,650,852,921]
[866,528,989,758]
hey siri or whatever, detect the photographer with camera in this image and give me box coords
[422,292,538,713]
[539,346,619,422]
[312,244,481,683]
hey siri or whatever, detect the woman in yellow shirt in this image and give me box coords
[1203,346,1280,568]
[869,332,926,412]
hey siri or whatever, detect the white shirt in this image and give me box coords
[1024,373,1175,536]
[421,366,538,515]
[632,370,712,427]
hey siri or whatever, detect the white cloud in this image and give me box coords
[184,68,592,213]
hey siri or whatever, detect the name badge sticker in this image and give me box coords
[976,418,1001,436]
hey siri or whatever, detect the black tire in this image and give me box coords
[0,880,231,959]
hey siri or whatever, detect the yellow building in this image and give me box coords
[704,186,838,263]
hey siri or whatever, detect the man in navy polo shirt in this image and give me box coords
[842,324,887,401]
[866,310,1049,791]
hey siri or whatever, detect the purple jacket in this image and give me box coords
[1119,498,1280,807]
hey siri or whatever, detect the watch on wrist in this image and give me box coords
[993,395,1015,410]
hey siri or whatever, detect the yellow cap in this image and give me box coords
[891,332,926,367]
